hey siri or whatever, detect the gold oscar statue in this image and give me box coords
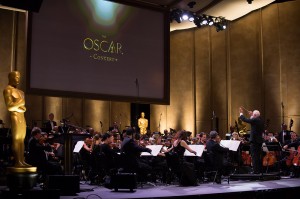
[138,112,148,135]
[3,71,36,190]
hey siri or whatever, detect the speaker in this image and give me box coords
[45,175,80,195]
[0,0,43,12]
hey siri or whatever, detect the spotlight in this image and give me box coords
[200,15,208,25]
[182,12,189,21]
[207,16,214,26]
[193,16,202,28]
[188,13,195,22]
[214,17,227,32]
[170,9,182,23]
[247,0,253,4]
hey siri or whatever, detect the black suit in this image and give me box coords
[120,137,152,181]
[278,130,291,145]
[44,120,57,133]
[27,136,63,178]
[240,114,264,173]
[206,139,230,182]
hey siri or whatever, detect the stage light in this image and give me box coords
[169,9,228,32]
[193,16,202,27]
[170,9,182,23]
[200,15,208,25]
[182,13,189,21]
[188,13,195,22]
[208,16,214,26]
[214,17,227,32]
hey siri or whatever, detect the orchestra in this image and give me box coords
[1,111,300,188]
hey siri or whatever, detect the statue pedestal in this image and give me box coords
[6,167,38,191]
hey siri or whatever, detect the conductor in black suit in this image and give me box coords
[239,107,264,174]
[44,113,57,133]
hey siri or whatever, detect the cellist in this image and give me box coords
[262,132,279,172]
[282,132,300,177]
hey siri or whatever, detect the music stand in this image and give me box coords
[265,142,282,151]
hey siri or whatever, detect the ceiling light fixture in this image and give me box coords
[170,9,227,32]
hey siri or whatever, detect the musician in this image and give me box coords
[206,131,230,184]
[44,113,57,133]
[120,127,152,180]
[239,107,264,174]
[282,132,300,177]
[228,132,244,167]
[163,130,198,186]
[89,132,118,184]
[264,132,279,143]
[27,127,63,181]
[278,124,292,145]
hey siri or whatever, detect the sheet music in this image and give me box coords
[220,140,241,151]
[184,145,205,157]
[73,140,84,153]
[262,143,268,152]
[141,145,163,156]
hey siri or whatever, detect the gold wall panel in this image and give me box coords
[278,1,300,132]
[150,104,167,133]
[194,26,212,133]
[84,99,110,133]
[229,11,263,133]
[62,98,83,128]
[110,101,130,132]
[169,29,195,133]
[44,96,63,124]
[261,5,282,131]
[25,95,43,128]
[211,27,228,136]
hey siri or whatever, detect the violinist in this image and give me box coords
[228,132,244,167]
[198,132,207,146]
[194,132,207,182]
[120,128,152,179]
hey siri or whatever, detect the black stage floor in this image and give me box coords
[1,175,300,199]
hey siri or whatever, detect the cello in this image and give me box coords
[263,151,277,167]
[292,146,300,167]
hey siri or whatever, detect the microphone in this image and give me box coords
[135,78,139,86]
[212,111,215,119]
[281,102,284,108]
[100,121,103,127]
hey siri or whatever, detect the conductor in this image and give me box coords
[239,107,264,174]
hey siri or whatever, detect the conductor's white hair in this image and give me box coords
[253,110,260,117]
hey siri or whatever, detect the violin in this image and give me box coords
[263,151,277,167]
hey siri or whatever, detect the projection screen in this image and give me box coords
[27,0,170,104]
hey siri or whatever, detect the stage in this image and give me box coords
[1,176,299,199]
